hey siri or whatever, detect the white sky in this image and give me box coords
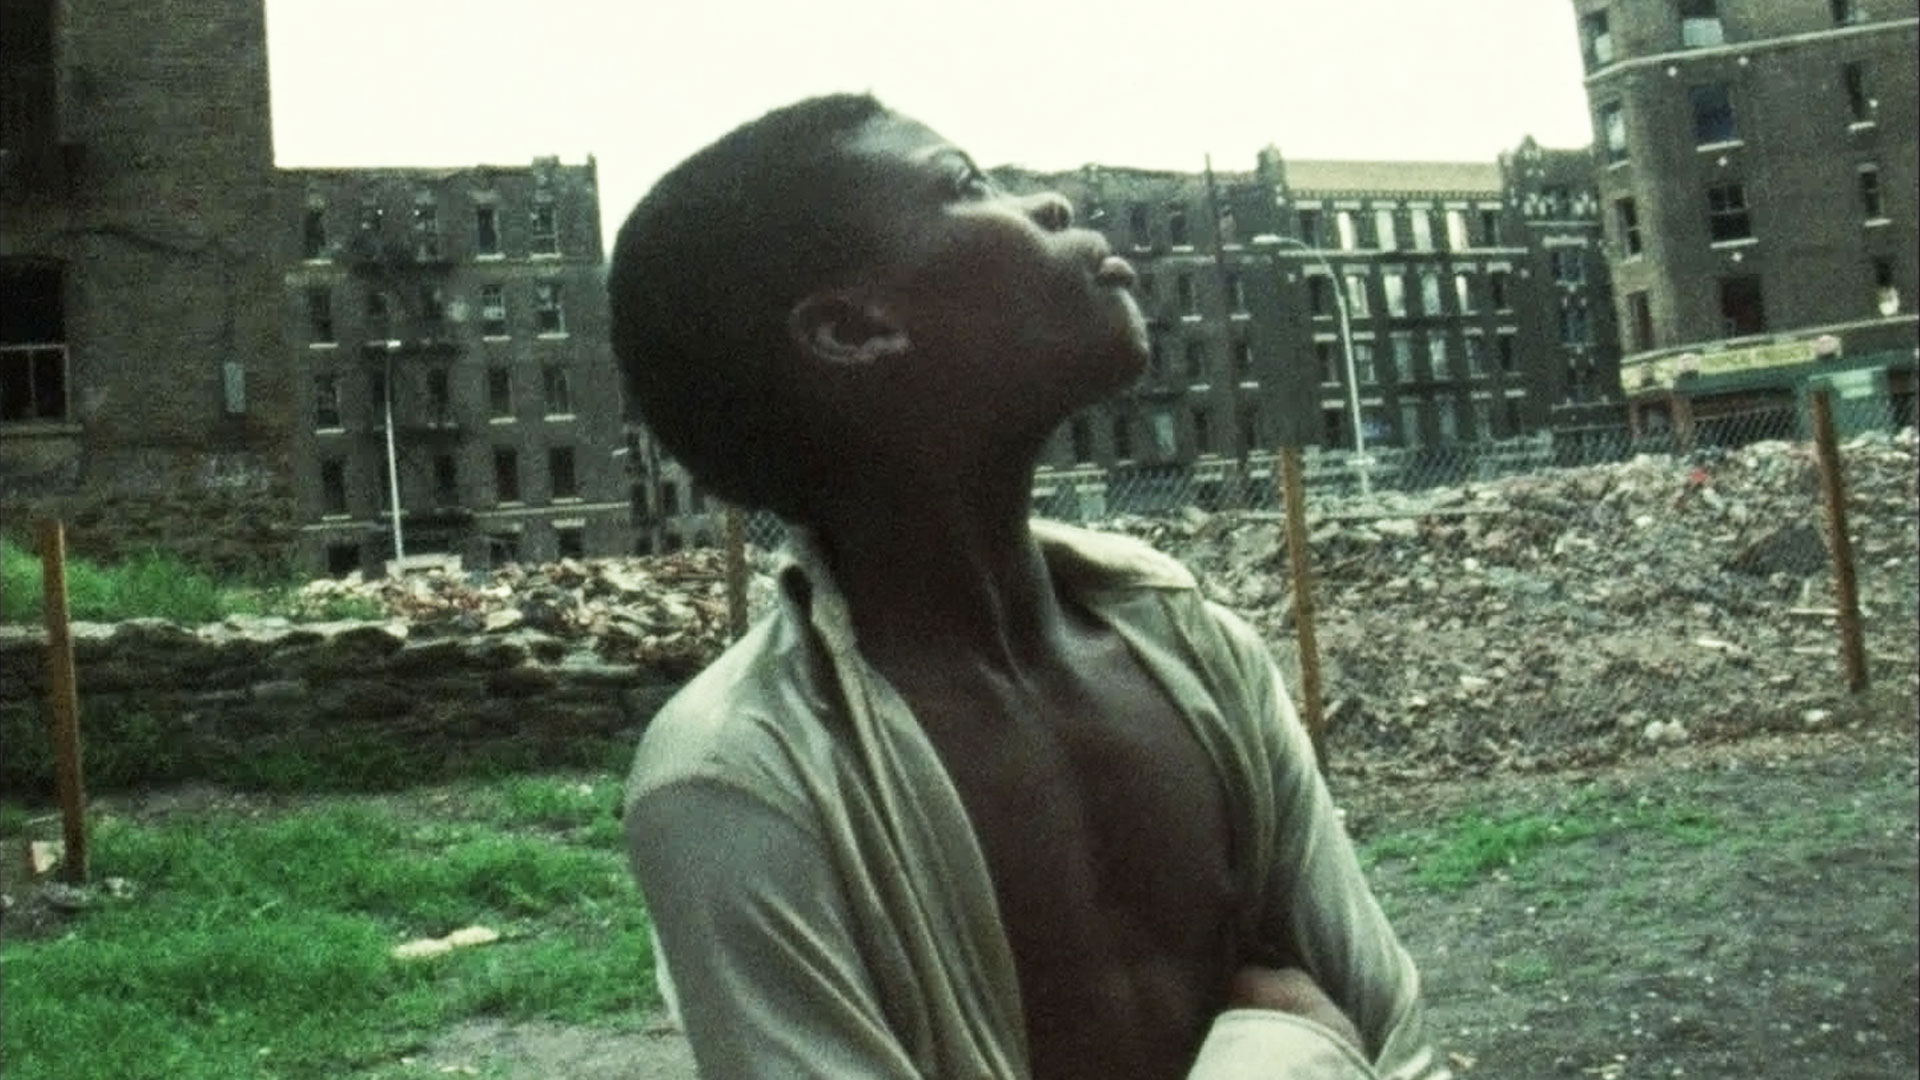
[264,0,1597,241]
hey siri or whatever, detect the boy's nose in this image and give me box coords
[1024,192,1073,233]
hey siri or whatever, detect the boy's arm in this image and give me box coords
[1200,605,1451,1080]
[626,778,922,1080]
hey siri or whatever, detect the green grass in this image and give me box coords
[1362,789,1724,892]
[0,778,655,1080]
[1,538,384,626]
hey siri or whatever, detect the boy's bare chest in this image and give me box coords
[891,646,1240,1077]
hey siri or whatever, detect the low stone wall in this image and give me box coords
[0,616,685,800]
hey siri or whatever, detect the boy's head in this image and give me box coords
[609,95,1146,524]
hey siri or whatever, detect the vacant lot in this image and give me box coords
[5,709,1911,1080]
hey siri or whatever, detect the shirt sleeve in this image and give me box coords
[1208,604,1452,1080]
[625,777,923,1080]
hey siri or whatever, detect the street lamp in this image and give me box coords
[1249,233,1371,495]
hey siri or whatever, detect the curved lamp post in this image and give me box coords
[1249,234,1371,495]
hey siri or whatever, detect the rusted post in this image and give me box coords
[1807,389,1868,692]
[35,520,88,885]
[723,507,748,641]
[1278,448,1328,768]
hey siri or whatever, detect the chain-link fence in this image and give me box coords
[715,388,1916,775]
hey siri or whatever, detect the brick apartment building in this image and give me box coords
[1,0,298,573]
[284,161,632,574]
[1572,0,1918,434]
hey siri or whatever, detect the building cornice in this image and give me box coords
[1584,17,1919,87]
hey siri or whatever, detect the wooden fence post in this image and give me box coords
[723,507,748,641]
[1278,448,1329,769]
[36,520,89,885]
[1807,389,1868,692]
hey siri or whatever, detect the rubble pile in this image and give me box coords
[1094,430,1919,776]
[296,549,744,671]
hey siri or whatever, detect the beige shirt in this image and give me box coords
[624,520,1449,1080]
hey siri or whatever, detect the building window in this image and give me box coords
[1129,203,1151,246]
[1471,399,1493,441]
[325,543,361,576]
[1557,298,1589,344]
[1227,273,1247,314]
[419,284,447,326]
[1316,341,1342,385]
[303,207,328,259]
[1308,275,1335,317]
[365,290,392,341]
[1388,333,1413,383]
[556,526,585,560]
[1542,186,1572,218]
[1552,249,1586,284]
[1718,276,1766,335]
[1184,340,1206,379]
[480,283,508,337]
[1689,84,1737,144]
[1237,405,1259,453]
[1192,408,1213,455]
[1581,10,1614,70]
[1454,273,1476,313]
[487,367,513,418]
[1437,398,1459,442]
[1335,211,1358,251]
[1167,204,1189,247]
[1409,210,1434,250]
[1112,415,1133,460]
[1445,210,1471,251]
[1858,164,1884,219]
[1176,275,1197,315]
[1068,416,1094,463]
[1489,270,1511,310]
[1706,183,1752,241]
[1615,197,1643,255]
[530,200,559,255]
[475,205,501,256]
[1231,339,1254,381]
[432,454,458,506]
[1420,272,1443,316]
[412,200,440,259]
[1680,0,1724,48]
[1842,63,1871,123]
[1463,336,1487,376]
[1352,342,1377,385]
[1627,291,1654,351]
[1599,102,1628,163]
[1344,274,1370,318]
[543,364,572,415]
[1832,0,1859,23]
[1398,401,1421,447]
[1872,258,1900,314]
[1480,209,1502,245]
[1374,209,1398,251]
[549,443,576,499]
[1428,331,1451,378]
[534,282,566,334]
[1321,407,1345,449]
[306,287,334,343]
[1297,209,1323,247]
[1497,333,1517,374]
[1384,273,1408,317]
[659,480,681,515]
[425,367,452,423]
[494,448,520,503]
[320,459,348,516]
[314,374,342,428]
[1505,397,1523,433]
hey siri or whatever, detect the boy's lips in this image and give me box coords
[1095,255,1137,287]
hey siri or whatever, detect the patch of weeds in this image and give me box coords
[488,776,622,832]
[0,801,33,837]
[1492,951,1554,987]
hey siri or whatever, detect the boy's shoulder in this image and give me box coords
[1031,519,1198,595]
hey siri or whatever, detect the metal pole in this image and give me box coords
[382,345,406,562]
[1278,448,1328,770]
[723,507,748,640]
[35,520,88,886]
[1808,388,1868,692]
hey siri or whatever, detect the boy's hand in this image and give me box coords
[1226,966,1365,1055]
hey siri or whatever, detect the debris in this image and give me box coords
[392,925,502,961]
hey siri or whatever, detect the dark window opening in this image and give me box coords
[0,261,68,422]
[1479,209,1502,245]
[1192,408,1212,455]
[548,447,578,499]
[1308,275,1334,317]
[1707,183,1752,241]
[1296,209,1323,248]
[660,481,681,515]
[365,290,392,341]
[325,543,360,577]
[1167,205,1189,247]
[1616,197,1643,255]
[476,205,501,255]
[494,448,520,503]
[1831,0,1857,24]
[1718,276,1767,336]
[1599,102,1627,163]
[1689,84,1737,144]
[306,288,335,343]
[1843,63,1871,122]
[543,364,572,415]
[1184,340,1206,380]
[1627,291,1654,352]
[1581,11,1614,70]
[320,459,348,515]
[1497,335,1517,374]
[1176,275,1197,315]
[432,454,458,506]
[303,208,328,259]
[530,201,559,255]
[1321,407,1346,448]
[1679,0,1723,48]
[1232,340,1253,381]
[1070,416,1093,463]
[314,374,342,428]
[535,282,565,334]
[556,527,585,560]
[1858,165,1883,218]
[1129,203,1151,246]
[488,367,513,418]
[1489,270,1511,310]
[1112,415,1133,460]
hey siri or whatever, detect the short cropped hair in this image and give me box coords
[608,93,891,523]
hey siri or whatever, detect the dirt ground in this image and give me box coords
[355,711,1916,1080]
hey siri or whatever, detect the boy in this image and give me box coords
[611,94,1447,1080]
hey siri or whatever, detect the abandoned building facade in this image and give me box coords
[284,161,631,575]
[1571,0,1919,435]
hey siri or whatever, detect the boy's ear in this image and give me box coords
[787,290,910,367]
